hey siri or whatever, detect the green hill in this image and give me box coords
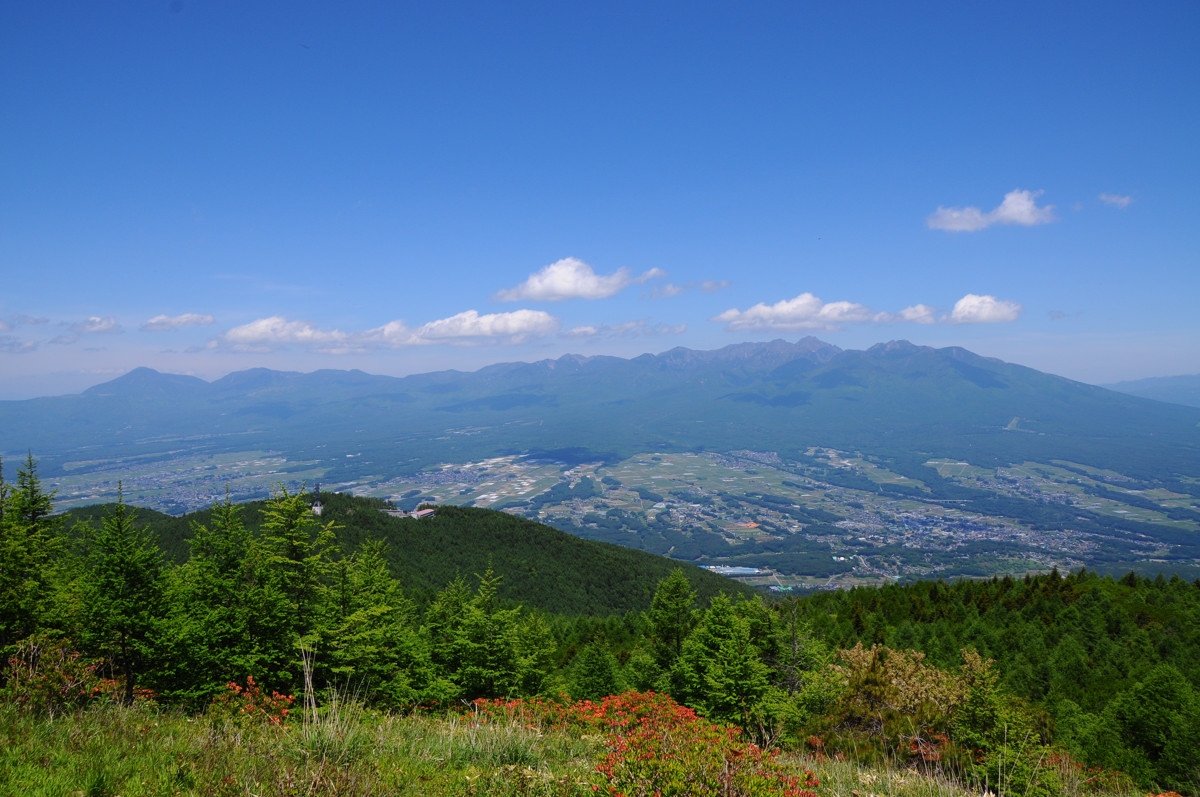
[62,494,751,615]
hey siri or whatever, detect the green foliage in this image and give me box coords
[258,484,339,647]
[76,487,166,706]
[673,593,772,734]
[157,495,290,704]
[326,539,433,707]
[0,454,61,666]
[648,568,698,671]
[423,568,556,700]
[569,641,621,701]
[792,571,1200,793]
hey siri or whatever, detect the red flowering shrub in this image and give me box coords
[472,692,819,797]
[208,676,293,726]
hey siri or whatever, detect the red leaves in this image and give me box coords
[469,691,819,797]
[211,676,294,726]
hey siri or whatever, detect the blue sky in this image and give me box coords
[2,1,1197,399]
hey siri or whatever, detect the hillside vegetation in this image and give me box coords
[1,455,1198,795]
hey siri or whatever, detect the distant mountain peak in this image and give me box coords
[82,367,209,398]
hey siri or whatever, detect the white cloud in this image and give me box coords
[927,189,1056,232]
[494,257,666,301]
[1099,193,1133,209]
[363,309,560,347]
[562,319,686,338]
[72,316,122,334]
[875,304,937,325]
[219,316,351,351]
[947,294,1022,324]
[142,313,215,331]
[412,309,559,343]
[713,292,874,331]
[216,309,556,352]
[700,280,730,293]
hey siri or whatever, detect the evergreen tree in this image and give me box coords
[422,568,554,699]
[673,594,770,733]
[570,640,621,701]
[258,484,338,658]
[647,569,697,671]
[158,494,289,703]
[326,539,436,707]
[78,485,165,705]
[0,453,61,664]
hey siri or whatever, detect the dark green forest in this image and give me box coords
[2,454,1198,795]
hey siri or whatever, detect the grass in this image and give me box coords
[0,700,602,797]
[0,698,1146,797]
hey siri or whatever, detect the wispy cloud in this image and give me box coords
[651,283,686,299]
[1099,193,1133,209]
[927,189,1056,232]
[946,294,1022,323]
[714,292,1022,331]
[49,315,124,345]
[0,335,37,353]
[494,257,666,301]
[72,316,122,334]
[562,319,687,338]
[647,279,730,299]
[875,304,937,325]
[142,313,215,331]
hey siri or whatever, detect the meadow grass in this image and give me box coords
[0,699,1147,797]
[0,700,601,797]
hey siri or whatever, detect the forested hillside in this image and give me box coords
[2,454,1198,794]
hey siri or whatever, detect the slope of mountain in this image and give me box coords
[62,495,749,615]
[1105,373,1200,408]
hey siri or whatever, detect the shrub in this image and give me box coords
[2,633,100,718]
[207,675,293,726]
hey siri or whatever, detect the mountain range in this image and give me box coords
[4,337,1198,486]
[1105,373,1200,408]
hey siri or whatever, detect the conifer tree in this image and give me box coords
[672,593,770,732]
[647,569,697,671]
[258,484,338,657]
[159,493,288,703]
[0,454,61,667]
[78,485,165,705]
[571,640,621,701]
[326,539,436,706]
[422,568,553,699]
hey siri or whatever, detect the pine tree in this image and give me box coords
[571,640,621,701]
